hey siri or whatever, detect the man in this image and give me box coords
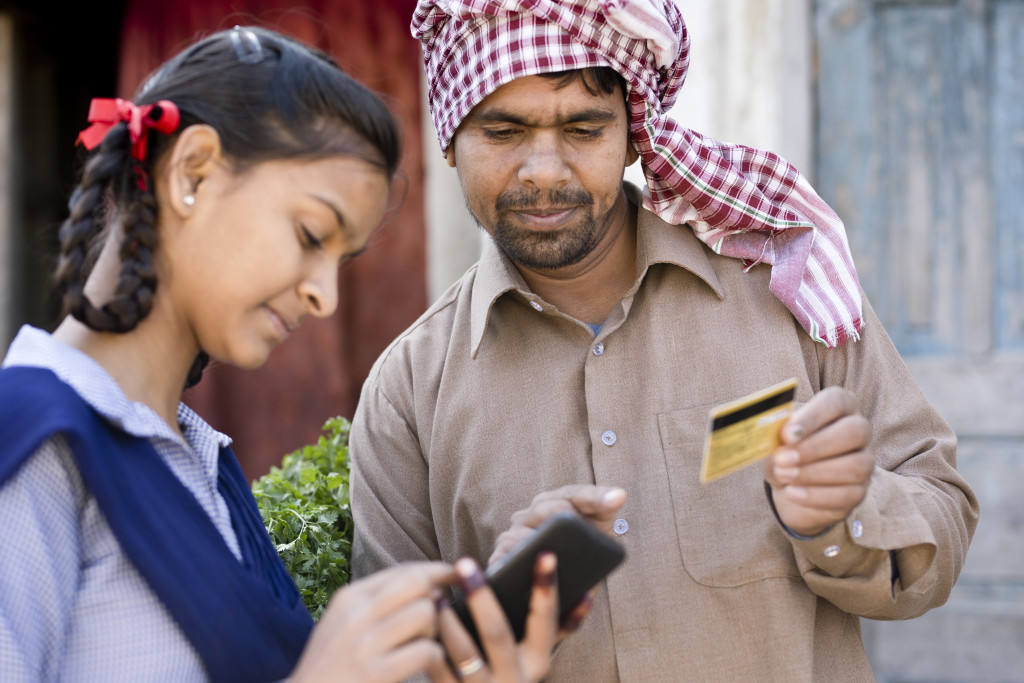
[350,1,979,680]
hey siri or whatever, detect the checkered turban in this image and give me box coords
[413,0,863,347]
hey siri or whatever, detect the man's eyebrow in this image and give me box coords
[561,109,618,124]
[469,108,617,126]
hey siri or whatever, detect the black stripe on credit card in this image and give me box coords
[710,387,796,432]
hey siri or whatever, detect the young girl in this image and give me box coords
[0,26,561,683]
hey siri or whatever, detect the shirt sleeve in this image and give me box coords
[0,437,84,682]
[780,295,980,619]
[350,376,442,579]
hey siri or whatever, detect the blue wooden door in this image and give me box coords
[816,0,1023,354]
[814,0,1024,680]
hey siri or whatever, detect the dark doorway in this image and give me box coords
[1,0,126,341]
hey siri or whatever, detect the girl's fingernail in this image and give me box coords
[534,552,557,588]
[455,557,486,594]
[435,592,449,612]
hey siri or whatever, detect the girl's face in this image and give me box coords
[162,154,390,369]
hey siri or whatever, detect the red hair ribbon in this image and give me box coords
[75,98,181,162]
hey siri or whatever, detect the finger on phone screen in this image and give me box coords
[437,559,494,679]
[519,552,558,681]
[457,557,519,674]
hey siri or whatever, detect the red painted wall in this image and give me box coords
[117,0,427,481]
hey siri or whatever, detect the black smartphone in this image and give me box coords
[451,512,626,650]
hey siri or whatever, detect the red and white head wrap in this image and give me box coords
[413,0,863,347]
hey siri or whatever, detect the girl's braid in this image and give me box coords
[54,122,159,333]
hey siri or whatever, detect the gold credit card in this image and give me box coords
[700,378,798,484]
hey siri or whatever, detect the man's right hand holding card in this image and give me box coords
[762,387,876,537]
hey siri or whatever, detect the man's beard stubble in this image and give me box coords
[482,188,598,270]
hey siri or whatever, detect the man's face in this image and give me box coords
[447,73,637,273]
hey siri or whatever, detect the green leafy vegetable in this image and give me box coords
[252,416,353,620]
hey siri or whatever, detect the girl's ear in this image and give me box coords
[162,124,225,218]
[445,145,456,168]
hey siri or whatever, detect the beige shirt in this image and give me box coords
[350,187,979,682]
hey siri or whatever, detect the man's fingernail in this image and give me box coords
[788,424,806,440]
[577,594,594,615]
[603,488,626,505]
[455,557,487,594]
[775,466,799,482]
[561,595,593,632]
[562,614,583,632]
[786,485,809,501]
[776,449,799,467]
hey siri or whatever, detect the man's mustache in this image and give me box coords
[495,188,593,211]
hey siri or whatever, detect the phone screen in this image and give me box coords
[451,513,625,650]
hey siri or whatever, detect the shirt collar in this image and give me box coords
[469,183,723,357]
[2,325,232,450]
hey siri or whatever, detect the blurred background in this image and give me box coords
[0,0,1020,679]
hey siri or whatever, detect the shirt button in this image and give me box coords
[824,545,841,558]
[851,520,864,539]
[613,518,629,535]
[529,301,543,312]
[593,342,605,356]
[601,430,617,446]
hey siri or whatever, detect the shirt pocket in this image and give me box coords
[657,405,802,587]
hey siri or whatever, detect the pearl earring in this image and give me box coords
[183,194,195,207]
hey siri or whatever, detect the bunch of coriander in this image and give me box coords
[252,416,353,621]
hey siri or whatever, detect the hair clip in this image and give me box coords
[231,25,266,64]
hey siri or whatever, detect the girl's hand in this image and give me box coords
[290,562,455,683]
[429,553,562,683]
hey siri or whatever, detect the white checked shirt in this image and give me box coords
[0,326,240,682]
